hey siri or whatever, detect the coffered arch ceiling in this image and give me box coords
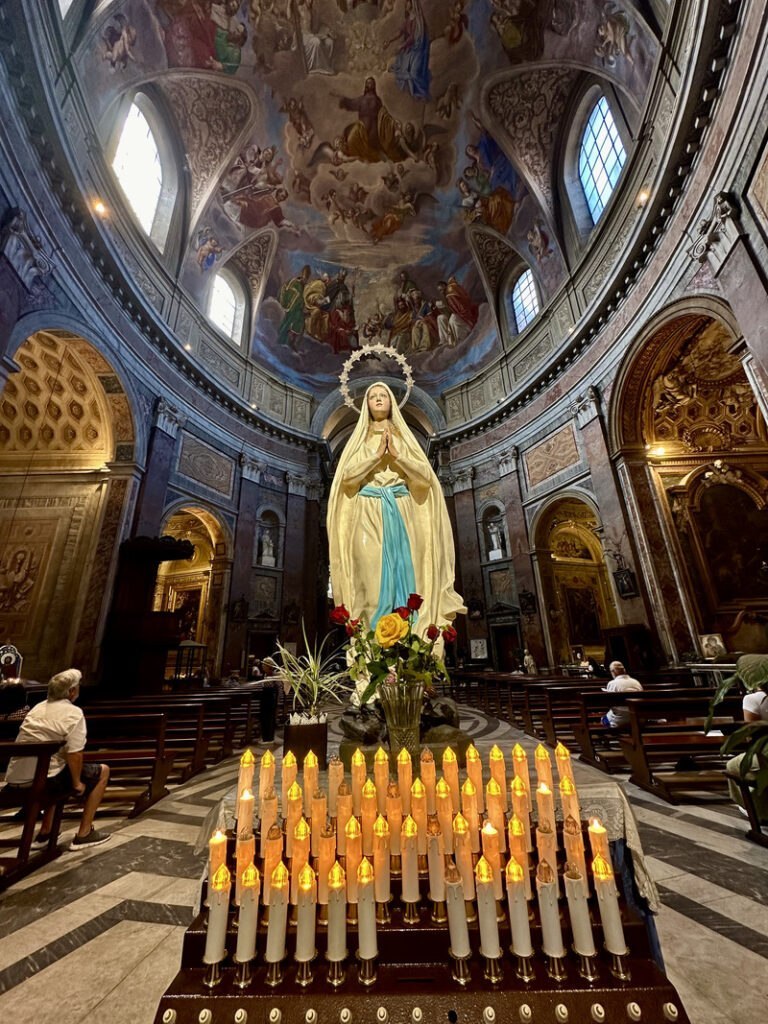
[70,0,659,406]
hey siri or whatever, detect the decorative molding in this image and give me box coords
[240,453,267,484]
[199,341,240,387]
[287,472,308,497]
[0,208,53,290]
[498,447,519,477]
[687,192,743,270]
[524,425,580,488]
[178,434,234,496]
[305,473,324,502]
[155,397,185,438]
[437,466,455,496]
[572,386,601,429]
[453,466,475,494]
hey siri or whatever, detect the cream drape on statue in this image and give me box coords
[327,382,465,636]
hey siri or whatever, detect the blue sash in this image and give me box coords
[359,483,416,627]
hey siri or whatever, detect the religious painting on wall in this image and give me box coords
[170,585,204,642]
[692,484,768,605]
[562,586,602,646]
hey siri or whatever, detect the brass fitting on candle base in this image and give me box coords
[483,954,503,984]
[265,960,284,987]
[390,854,402,877]
[577,951,599,982]
[449,950,472,986]
[403,900,421,924]
[356,952,377,987]
[546,954,567,982]
[261,905,270,927]
[347,903,359,926]
[203,961,224,988]
[296,958,315,988]
[515,954,535,983]
[464,898,477,922]
[318,903,329,927]
[418,853,429,876]
[376,899,392,925]
[326,958,346,988]
[233,959,252,989]
[609,950,631,981]
[431,899,447,924]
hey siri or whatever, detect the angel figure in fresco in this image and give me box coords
[368,190,419,243]
[195,226,224,271]
[436,277,478,348]
[159,0,222,71]
[445,0,469,44]
[296,0,335,75]
[102,14,138,71]
[387,0,431,100]
[595,2,634,67]
[280,96,315,149]
[489,0,545,64]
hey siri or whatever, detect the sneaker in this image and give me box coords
[70,828,112,850]
[31,832,52,849]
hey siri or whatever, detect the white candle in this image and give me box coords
[351,748,366,816]
[426,817,445,902]
[461,777,480,854]
[295,862,317,963]
[535,824,559,897]
[452,813,475,900]
[563,815,587,883]
[357,858,378,960]
[281,751,297,817]
[588,818,610,864]
[554,742,575,785]
[237,788,255,836]
[475,856,501,958]
[285,780,303,859]
[445,861,471,958]
[401,815,420,904]
[303,749,319,807]
[262,823,283,907]
[237,749,255,815]
[208,828,227,883]
[374,746,389,815]
[386,782,402,857]
[564,864,596,956]
[512,743,530,796]
[204,863,231,964]
[436,778,454,854]
[398,748,413,815]
[506,857,533,957]
[336,785,353,857]
[411,778,428,855]
[442,747,460,813]
[291,817,310,904]
[373,814,391,904]
[318,822,336,905]
[327,755,344,819]
[559,776,580,824]
[326,862,347,961]
[536,861,565,957]
[489,745,508,812]
[535,782,556,834]
[485,778,507,853]
[420,749,437,814]
[258,749,275,810]
[361,778,377,856]
[592,854,627,954]
[311,789,327,858]
[345,816,362,905]
[507,813,532,899]
[265,861,289,964]
[481,820,503,900]
[235,831,255,906]
[235,862,260,963]
[534,744,554,792]
[259,788,278,859]
[510,775,533,852]
[465,743,485,813]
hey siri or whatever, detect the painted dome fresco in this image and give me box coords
[72,0,658,404]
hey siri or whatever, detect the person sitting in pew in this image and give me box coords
[4,668,111,849]
[727,688,768,820]
[601,661,643,728]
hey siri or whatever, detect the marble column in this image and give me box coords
[496,448,547,666]
[452,466,485,651]
[132,398,185,537]
[222,454,264,673]
[282,473,310,644]
[302,473,323,642]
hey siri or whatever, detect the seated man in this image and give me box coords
[5,668,111,849]
[601,660,643,728]
[727,688,768,820]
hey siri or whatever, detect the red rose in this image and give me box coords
[345,618,360,637]
[426,624,440,641]
[330,604,350,624]
[442,626,457,644]
[395,606,410,619]
[407,593,424,611]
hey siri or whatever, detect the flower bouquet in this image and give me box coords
[331,593,457,760]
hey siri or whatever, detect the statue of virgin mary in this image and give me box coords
[327,382,465,638]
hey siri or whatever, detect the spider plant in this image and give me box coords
[274,621,351,720]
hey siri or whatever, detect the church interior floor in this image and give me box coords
[0,706,766,1024]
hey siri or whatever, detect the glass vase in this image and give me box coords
[379,673,427,766]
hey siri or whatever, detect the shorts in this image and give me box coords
[45,761,102,802]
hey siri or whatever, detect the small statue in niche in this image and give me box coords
[487,520,505,561]
[523,649,537,675]
[260,528,276,566]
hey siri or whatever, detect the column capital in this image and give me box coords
[240,452,267,484]
[0,208,54,290]
[305,473,324,502]
[498,446,519,476]
[437,466,455,496]
[572,385,601,429]
[155,396,185,438]
[687,191,743,271]
[453,465,475,494]
[287,472,308,497]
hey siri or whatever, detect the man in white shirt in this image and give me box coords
[5,668,111,849]
[727,688,768,820]
[601,660,643,728]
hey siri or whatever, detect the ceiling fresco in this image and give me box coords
[76,1,658,401]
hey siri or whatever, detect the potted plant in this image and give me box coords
[275,622,351,769]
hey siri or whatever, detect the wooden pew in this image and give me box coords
[619,693,744,802]
[523,679,605,742]
[0,740,65,890]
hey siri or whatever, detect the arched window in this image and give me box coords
[110,95,179,252]
[578,95,627,224]
[511,269,539,333]
[208,269,247,343]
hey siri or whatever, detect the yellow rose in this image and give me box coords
[375,612,409,648]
